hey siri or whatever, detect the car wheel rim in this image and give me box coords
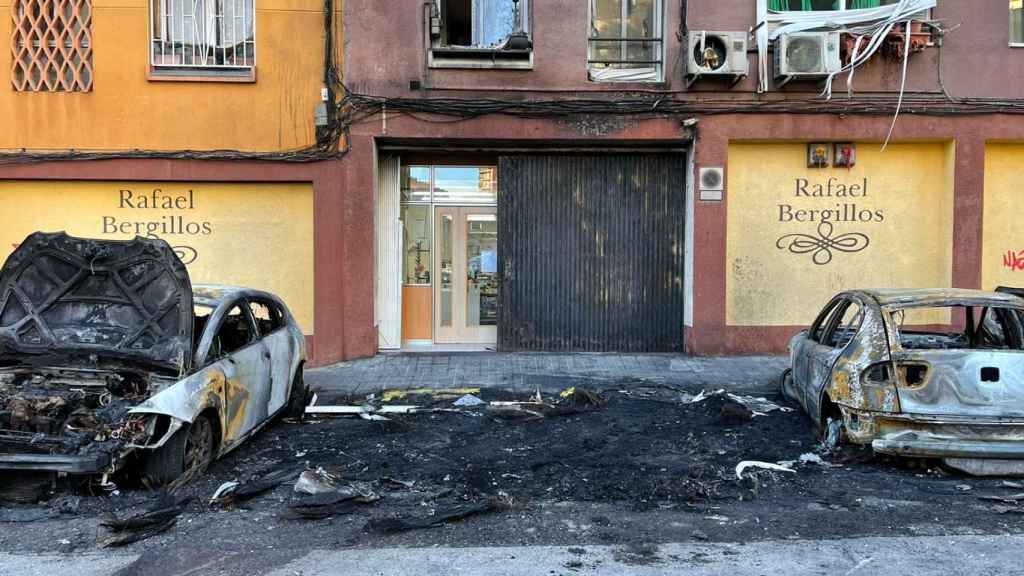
[184,417,213,473]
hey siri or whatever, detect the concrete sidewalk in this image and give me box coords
[306,353,789,397]
[6,534,1019,576]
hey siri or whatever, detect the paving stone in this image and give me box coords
[306,353,789,397]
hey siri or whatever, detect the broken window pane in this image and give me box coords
[249,301,281,335]
[828,302,862,348]
[437,0,529,48]
[212,304,254,358]
[891,305,1023,351]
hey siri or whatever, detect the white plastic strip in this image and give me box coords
[881,19,915,151]
[755,0,935,94]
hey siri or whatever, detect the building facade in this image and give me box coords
[6,0,1024,362]
[0,0,373,366]
[341,0,1024,355]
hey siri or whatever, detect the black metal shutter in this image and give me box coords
[498,154,687,352]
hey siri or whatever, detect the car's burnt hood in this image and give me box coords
[0,232,193,373]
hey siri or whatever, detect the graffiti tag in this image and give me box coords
[1003,250,1024,272]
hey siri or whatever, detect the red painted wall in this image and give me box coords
[346,1,1021,98]
[342,0,1024,357]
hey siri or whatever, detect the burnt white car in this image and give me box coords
[0,232,308,486]
[782,288,1024,475]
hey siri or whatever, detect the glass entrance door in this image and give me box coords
[434,206,498,344]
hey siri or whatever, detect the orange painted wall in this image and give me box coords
[401,285,432,341]
[0,0,339,152]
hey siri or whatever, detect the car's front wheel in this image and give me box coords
[142,413,217,486]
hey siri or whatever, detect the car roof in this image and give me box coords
[192,284,279,308]
[848,288,1024,308]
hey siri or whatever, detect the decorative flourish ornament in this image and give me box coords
[775,221,869,265]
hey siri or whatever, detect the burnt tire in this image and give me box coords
[142,414,216,486]
[284,368,309,419]
[779,368,797,403]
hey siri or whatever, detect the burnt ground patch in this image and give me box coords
[1,382,1023,572]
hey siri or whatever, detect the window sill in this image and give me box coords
[428,48,533,70]
[148,66,256,83]
[587,68,664,84]
[1011,43,1024,48]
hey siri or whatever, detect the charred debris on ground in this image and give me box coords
[4,382,1024,548]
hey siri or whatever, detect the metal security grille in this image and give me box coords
[498,155,687,352]
[10,0,93,91]
[150,0,255,69]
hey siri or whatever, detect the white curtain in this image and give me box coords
[162,0,253,49]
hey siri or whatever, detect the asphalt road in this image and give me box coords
[4,534,1022,576]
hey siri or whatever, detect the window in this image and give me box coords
[402,205,432,285]
[891,305,1024,350]
[209,304,254,360]
[769,0,902,10]
[150,0,255,77]
[11,0,93,91]
[589,0,663,82]
[249,300,283,335]
[824,301,862,348]
[1013,0,1024,45]
[810,299,842,343]
[430,0,532,68]
[402,166,432,203]
[399,164,498,287]
[434,166,498,203]
[194,304,215,355]
[401,165,498,205]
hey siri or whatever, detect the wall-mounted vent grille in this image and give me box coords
[11,0,93,92]
[700,167,724,191]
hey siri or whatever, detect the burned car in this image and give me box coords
[0,232,307,488]
[782,288,1024,476]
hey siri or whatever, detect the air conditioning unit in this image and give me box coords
[773,31,842,85]
[686,31,748,87]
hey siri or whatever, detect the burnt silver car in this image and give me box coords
[0,232,307,487]
[782,288,1024,475]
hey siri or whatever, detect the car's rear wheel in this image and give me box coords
[819,395,845,451]
[284,368,309,419]
[142,413,216,486]
[779,368,797,403]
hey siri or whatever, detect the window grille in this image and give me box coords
[150,0,255,69]
[11,0,93,91]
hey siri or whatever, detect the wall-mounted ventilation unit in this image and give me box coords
[686,31,748,88]
[699,167,724,202]
[773,31,842,87]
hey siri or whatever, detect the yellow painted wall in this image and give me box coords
[982,143,1024,290]
[0,181,315,333]
[0,0,337,151]
[726,142,955,326]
